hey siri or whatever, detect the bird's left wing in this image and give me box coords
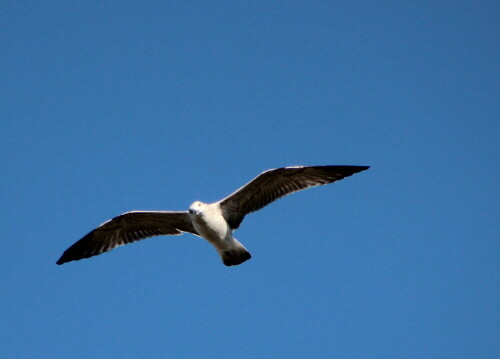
[218,165,369,229]
[56,211,198,265]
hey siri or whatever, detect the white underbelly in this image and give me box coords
[192,215,232,247]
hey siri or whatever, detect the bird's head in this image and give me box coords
[188,201,205,216]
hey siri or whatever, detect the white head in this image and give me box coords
[188,201,206,215]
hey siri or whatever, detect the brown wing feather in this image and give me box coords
[219,165,369,229]
[56,211,198,265]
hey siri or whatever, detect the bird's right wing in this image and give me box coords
[56,211,198,265]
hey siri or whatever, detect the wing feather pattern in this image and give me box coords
[56,211,198,265]
[219,165,369,229]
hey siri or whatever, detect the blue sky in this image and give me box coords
[1,1,498,358]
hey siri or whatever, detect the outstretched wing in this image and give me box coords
[218,165,369,229]
[56,211,198,265]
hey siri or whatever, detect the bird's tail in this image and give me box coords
[220,239,251,266]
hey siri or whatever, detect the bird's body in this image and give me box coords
[188,201,250,265]
[57,165,369,266]
[189,202,230,245]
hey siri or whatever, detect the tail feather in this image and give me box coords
[220,241,251,266]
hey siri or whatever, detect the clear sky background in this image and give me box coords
[1,1,498,358]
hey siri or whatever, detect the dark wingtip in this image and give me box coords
[321,165,370,172]
[336,165,370,174]
[56,251,72,265]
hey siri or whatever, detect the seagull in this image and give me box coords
[56,165,369,266]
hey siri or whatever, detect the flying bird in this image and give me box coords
[56,165,369,266]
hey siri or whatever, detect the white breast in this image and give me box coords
[191,204,232,245]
